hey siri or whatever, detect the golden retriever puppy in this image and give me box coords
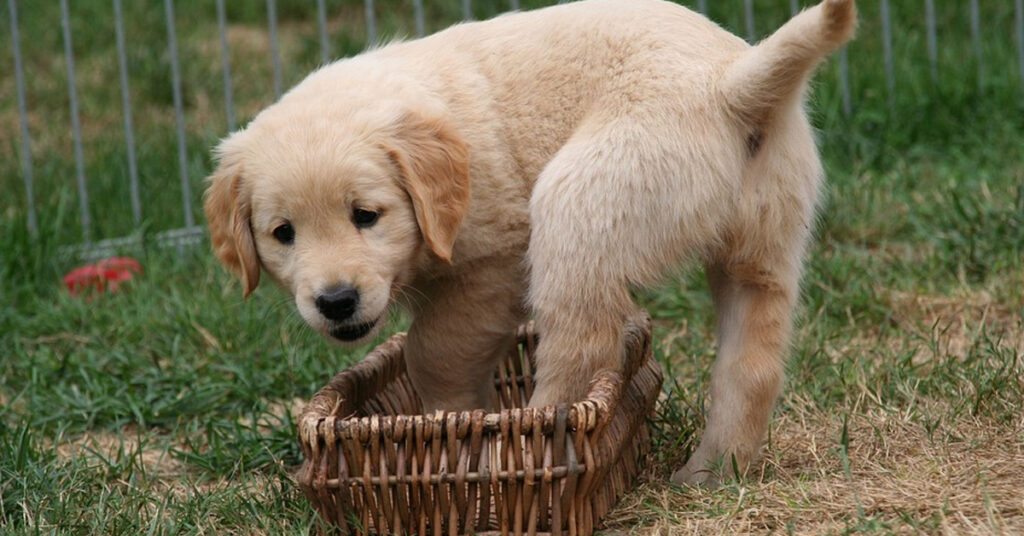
[205,0,855,485]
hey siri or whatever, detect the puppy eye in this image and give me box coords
[272,222,295,245]
[352,208,380,228]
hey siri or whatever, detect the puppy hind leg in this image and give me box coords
[671,260,798,486]
[527,279,634,408]
[525,109,719,407]
[525,140,644,408]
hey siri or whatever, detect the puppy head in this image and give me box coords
[204,107,470,344]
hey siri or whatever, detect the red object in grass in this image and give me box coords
[63,257,142,296]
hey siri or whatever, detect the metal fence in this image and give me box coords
[5,0,1024,260]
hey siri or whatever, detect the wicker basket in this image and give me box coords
[297,311,662,535]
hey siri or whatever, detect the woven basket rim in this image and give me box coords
[298,311,652,444]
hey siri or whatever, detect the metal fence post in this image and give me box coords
[7,0,37,235]
[267,0,282,99]
[413,0,425,37]
[970,0,982,92]
[462,0,472,20]
[840,46,852,117]
[1016,0,1024,97]
[61,0,91,242]
[317,0,330,63]
[216,0,236,132]
[164,0,195,230]
[113,0,141,227]
[745,0,757,43]
[880,0,894,107]
[924,0,937,82]
[365,0,377,46]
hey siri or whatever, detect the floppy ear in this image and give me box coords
[383,112,470,264]
[204,138,260,298]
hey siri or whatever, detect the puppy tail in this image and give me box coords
[720,0,856,127]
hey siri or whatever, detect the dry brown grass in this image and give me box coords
[885,289,1023,361]
[604,400,1024,535]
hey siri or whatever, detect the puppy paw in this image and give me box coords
[671,442,758,487]
[670,462,720,488]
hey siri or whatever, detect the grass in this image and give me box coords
[2,0,1023,534]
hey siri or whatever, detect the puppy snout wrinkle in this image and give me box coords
[315,286,360,322]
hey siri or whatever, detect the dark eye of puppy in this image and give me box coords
[352,208,380,228]
[272,222,295,245]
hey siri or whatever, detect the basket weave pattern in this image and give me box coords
[297,312,661,535]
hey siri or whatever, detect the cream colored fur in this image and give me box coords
[204,0,856,486]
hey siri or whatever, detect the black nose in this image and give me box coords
[315,286,360,322]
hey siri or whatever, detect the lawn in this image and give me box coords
[2,0,1023,534]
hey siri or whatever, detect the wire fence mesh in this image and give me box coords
[3,0,1024,260]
